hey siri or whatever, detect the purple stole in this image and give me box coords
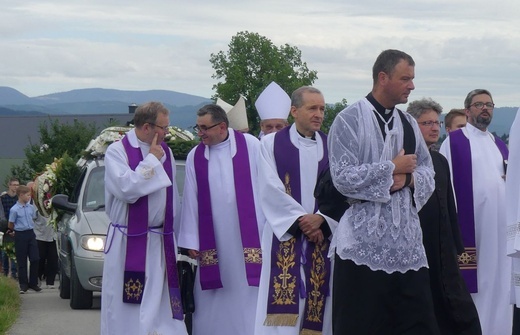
[450,129,508,293]
[194,130,262,290]
[121,135,183,320]
[264,126,330,333]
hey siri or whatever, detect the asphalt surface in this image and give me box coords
[6,286,101,335]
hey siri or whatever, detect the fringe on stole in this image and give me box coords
[300,329,323,335]
[264,314,299,327]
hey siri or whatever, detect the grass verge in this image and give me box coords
[0,276,21,334]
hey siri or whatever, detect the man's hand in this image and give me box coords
[391,174,407,192]
[307,229,325,244]
[298,214,324,238]
[188,249,200,259]
[392,149,416,174]
[149,133,164,160]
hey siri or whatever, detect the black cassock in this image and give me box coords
[419,150,481,335]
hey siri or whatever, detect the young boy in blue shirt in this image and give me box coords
[7,185,41,293]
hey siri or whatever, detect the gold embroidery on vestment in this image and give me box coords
[458,247,477,270]
[199,249,218,267]
[305,241,327,323]
[171,295,183,315]
[244,247,262,264]
[284,172,292,196]
[124,277,144,301]
[271,238,297,305]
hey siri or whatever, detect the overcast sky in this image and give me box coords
[1,0,519,112]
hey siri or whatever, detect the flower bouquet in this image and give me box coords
[79,126,134,165]
[33,158,60,218]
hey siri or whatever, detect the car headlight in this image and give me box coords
[80,235,106,252]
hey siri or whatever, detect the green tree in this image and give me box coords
[322,99,348,134]
[210,31,318,134]
[8,119,96,184]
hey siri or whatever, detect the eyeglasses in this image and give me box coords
[418,120,443,128]
[149,123,170,132]
[193,123,221,133]
[469,102,495,109]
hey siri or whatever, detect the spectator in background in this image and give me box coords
[1,177,20,279]
[7,185,40,293]
[408,98,482,334]
[28,181,58,289]
[445,108,467,133]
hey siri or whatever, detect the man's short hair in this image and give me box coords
[464,89,493,109]
[372,49,415,85]
[197,104,229,127]
[291,86,323,108]
[132,102,170,128]
[406,98,443,119]
[16,185,31,197]
[444,109,466,128]
[8,177,19,186]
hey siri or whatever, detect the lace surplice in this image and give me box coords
[327,99,435,273]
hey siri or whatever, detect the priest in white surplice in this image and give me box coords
[506,107,520,334]
[254,86,337,335]
[440,89,512,335]
[178,104,264,335]
[101,102,188,335]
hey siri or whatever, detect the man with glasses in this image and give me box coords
[440,89,511,334]
[1,177,20,279]
[101,101,188,335]
[408,98,481,334]
[178,104,264,335]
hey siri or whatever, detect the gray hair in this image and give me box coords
[291,86,323,108]
[133,101,169,127]
[464,89,493,109]
[406,98,443,119]
[372,49,415,85]
[197,104,229,127]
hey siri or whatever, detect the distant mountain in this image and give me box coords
[0,86,212,129]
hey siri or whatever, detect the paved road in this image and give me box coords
[7,287,101,335]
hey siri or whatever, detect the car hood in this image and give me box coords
[82,211,110,235]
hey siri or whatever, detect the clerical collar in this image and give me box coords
[366,93,394,121]
[296,129,316,140]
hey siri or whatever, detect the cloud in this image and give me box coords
[0,0,518,111]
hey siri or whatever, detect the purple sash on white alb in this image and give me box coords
[264,126,330,333]
[194,130,262,290]
[121,136,183,320]
[450,129,508,293]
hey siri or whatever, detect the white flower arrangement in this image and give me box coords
[34,158,60,218]
[165,126,195,142]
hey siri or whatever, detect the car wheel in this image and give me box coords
[59,260,71,299]
[70,253,93,309]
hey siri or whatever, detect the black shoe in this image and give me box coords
[19,286,28,294]
[29,285,42,292]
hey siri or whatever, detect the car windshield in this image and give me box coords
[84,166,105,211]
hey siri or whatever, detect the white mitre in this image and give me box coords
[217,96,248,130]
[255,81,291,121]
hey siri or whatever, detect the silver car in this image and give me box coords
[52,158,186,310]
